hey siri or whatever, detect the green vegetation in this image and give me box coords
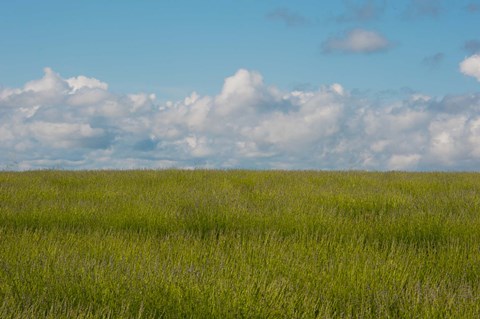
[1,170,480,318]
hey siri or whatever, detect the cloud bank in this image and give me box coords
[1,67,480,171]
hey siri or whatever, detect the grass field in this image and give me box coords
[0,170,479,318]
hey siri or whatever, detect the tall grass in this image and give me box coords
[0,170,479,318]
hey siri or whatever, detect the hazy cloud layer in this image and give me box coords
[322,28,391,54]
[1,67,480,171]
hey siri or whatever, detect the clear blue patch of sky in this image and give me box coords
[0,0,479,99]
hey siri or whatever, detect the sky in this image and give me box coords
[1,0,480,170]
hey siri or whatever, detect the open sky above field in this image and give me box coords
[1,0,480,170]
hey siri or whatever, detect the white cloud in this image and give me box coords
[460,54,480,81]
[128,93,156,112]
[214,69,281,117]
[2,67,480,171]
[29,122,109,149]
[388,154,421,170]
[427,115,469,165]
[24,67,69,94]
[66,75,108,93]
[322,28,391,54]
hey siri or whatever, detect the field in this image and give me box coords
[0,170,479,318]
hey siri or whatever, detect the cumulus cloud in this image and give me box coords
[66,75,108,93]
[2,67,480,171]
[460,54,480,81]
[321,28,391,54]
[266,8,309,27]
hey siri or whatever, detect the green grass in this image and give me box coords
[0,170,479,318]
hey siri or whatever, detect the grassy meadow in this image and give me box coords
[0,170,480,318]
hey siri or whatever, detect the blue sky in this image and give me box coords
[1,0,480,170]
[1,0,479,97]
